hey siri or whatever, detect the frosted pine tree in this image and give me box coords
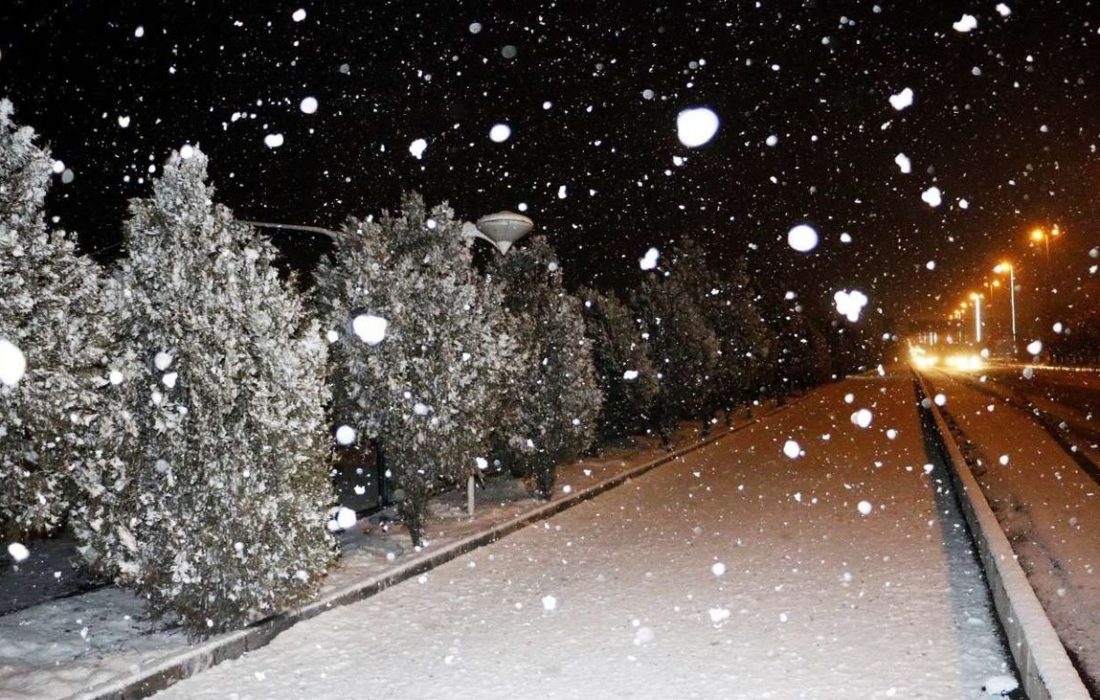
[578,287,658,442]
[73,149,334,635]
[666,241,771,421]
[488,236,602,499]
[631,258,721,445]
[0,99,109,535]
[761,294,831,396]
[314,193,524,544]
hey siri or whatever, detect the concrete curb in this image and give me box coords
[75,400,796,700]
[914,371,1091,700]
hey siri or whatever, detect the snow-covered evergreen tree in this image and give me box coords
[666,241,771,420]
[762,294,831,396]
[578,286,658,442]
[488,236,602,499]
[314,193,524,544]
[73,149,334,635]
[631,258,721,444]
[0,98,109,535]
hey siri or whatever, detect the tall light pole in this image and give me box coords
[993,262,1017,354]
[461,210,533,515]
[969,292,983,344]
[1029,224,1062,265]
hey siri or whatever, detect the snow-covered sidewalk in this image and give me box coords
[0,411,758,700]
[154,372,1017,699]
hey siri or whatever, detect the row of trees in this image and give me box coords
[1,100,855,636]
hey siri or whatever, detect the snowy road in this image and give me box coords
[156,372,1015,699]
[925,367,1100,695]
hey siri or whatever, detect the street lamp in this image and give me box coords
[993,261,1017,354]
[969,292,983,344]
[1029,225,1063,262]
[462,211,534,255]
[460,210,533,516]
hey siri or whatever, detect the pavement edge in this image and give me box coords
[914,370,1091,700]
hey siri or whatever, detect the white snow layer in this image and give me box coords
[152,374,1015,700]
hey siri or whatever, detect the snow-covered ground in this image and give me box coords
[926,368,1100,692]
[0,416,745,700]
[154,372,1017,699]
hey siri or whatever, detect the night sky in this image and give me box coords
[2,1,1098,327]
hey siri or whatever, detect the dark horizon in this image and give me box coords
[2,1,1097,325]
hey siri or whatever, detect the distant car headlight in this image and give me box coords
[945,353,982,370]
[912,354,938,368]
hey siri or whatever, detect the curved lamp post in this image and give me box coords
[460,210,533,515]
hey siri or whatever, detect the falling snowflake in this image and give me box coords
[7,542,29,562]
[921,186,942,207]
[787,224,819,252]
[264,133,285,149]
[676,107,720,147]
[952,14,978,32]
[639,247,660,270]
[857,500,873,516]
[888,87,914,111]
[292,8,307,22]
[1026,340,1042,355]
[409,138,428,159]
[834,289,869,322]
[335,507,356,530]
[894,153,911,173]
[0,340,27,387]
[850,408,874,429]
[782,439,801,459]
[489,123,511,142]
[352,314,388,345]
[335,425,357,446]
[154,351,174,371]
[300,96,318,114]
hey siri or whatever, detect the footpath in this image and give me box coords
[1,402,774,699]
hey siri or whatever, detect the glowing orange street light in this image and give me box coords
[968,292,983,344]
[1029,225,1063,261]
[993,261,1017,352]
